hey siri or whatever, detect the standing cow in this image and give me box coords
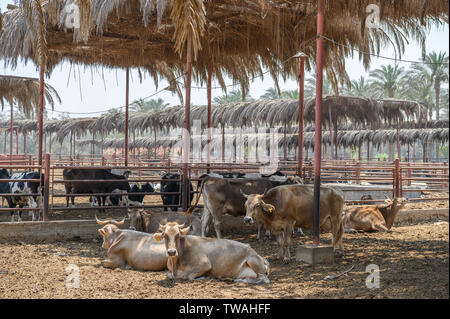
[242,184,344,262]
[189,175,302,239]
[160,173,193,211]
[63,168,130,208]
[0,169,44,222]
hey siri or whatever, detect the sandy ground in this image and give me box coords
[0,217,448,299]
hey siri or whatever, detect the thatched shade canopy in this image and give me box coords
[0,75,61,117]
[54,117,96,143]
[1,1,448,97]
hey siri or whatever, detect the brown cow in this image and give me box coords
[127,208,201,235]
[96,217,167,271]
[154,222,270,283]
[343,197,408,233]
[242,184,344,262]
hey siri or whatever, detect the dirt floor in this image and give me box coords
[0,215,448,299]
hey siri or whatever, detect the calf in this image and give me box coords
[96,217,167,271]
[343,197,408,233]
[242,184,344,262]
[128,208,201,235]
[91,182,156,207]
[154,222,269,283]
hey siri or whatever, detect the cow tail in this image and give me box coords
[183,177,206,215]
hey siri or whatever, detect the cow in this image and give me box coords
[154,222,270,283]
[242,184,344,262]
[160,173,193,211]
[63,168,130,208]
[343,197,408,233]
[96,217,168,271]
[90,182,155,207]
[188,175,303,239]
[128,208,201,235]
[0,169,44,222]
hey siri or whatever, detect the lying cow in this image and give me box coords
[0,169,44,222]
[63,168,130,208]
[343,197,408,233]
[154,222,270,283]
[242,184,344,262]
[96,217,167,271]
[127,208,201,235]
[189,175,303,239]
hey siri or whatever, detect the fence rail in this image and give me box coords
[0,154,448,221]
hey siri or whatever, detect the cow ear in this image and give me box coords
[98,228,107,237]
[180,226,191,236]
[154,233,164,242]
[158,224,165,232]
[262,203,275,214]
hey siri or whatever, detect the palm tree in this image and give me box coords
[213,89,253,104]
[281,89,299,99]
[439,88,449,120]
[369,64,407,98]
[304,75,333,100]
[413,52,449,121]
[259,87,280,100]
[343,76,373,97]
[130,98,169,113]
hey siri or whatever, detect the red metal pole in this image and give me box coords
[312,0,324,246]
[182,39,192,211]
[10,104,13,172]
[38,64,44,166]
[43,153,50,221]
[125,67,129,167]
[297,56,305,177]
[396,123,401,161]
[207,61,212,172]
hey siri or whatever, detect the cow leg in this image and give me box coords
[374,223,391,233]
[283,222,294,263]
[200,208,212,237]
[101,259,122,269]
[330,214,344,254]
[236,255,270,284]
[275,232,284,260]
[18,206,23,222]
[213,217,223,239]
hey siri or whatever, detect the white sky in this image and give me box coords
[1,3,449,118]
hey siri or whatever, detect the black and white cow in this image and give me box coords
[90,182,155,207]
[0,169,44,222]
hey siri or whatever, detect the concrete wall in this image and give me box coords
[0,209,447,241]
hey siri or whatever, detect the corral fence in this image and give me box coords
[0,154,448,221]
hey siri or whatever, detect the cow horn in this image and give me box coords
[240,189,249,198]
[177,223,185,229]
[95,215,107,226]
[115,217,126,226]
[263,188,268,197]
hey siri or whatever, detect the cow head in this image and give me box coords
[384,196,408,209]
[154,222,191,257]
[127,208,149,231]
[241,189,275,224]
[0,168,10,179]
[96,217,125,249]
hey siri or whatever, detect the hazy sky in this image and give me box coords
[1,3,449,118]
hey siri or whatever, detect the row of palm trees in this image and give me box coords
[213,51,449,122]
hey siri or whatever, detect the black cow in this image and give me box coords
[161,173,193,211]
[0,169,44,222]
[63,168,130,208]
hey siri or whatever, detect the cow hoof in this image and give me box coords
[283,258,291,264]
[166,271,174,280]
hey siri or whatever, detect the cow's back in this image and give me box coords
[183,236,264,278]
[110,230,167,271]
[267,184,344,229]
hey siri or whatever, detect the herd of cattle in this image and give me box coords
[0,167,408,283]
